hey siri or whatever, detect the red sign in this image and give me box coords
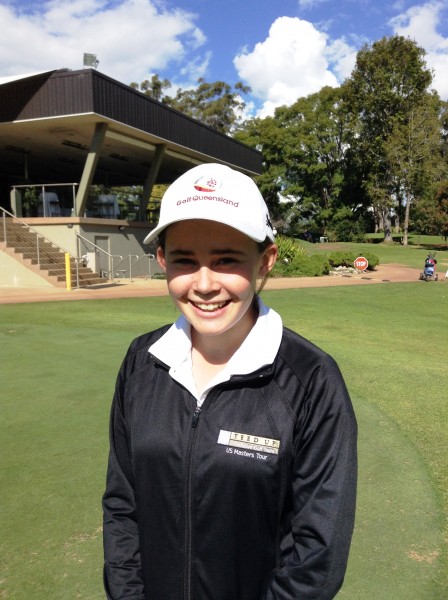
[354,256,369,271]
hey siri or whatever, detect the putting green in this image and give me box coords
[0,288,446,598]
[339,397,444,599]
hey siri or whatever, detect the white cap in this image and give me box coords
[143,163,275,245]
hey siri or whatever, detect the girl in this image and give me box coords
[103,163,357,600]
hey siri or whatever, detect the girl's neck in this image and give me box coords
[191,347,228,395]
[190,301,258,393]
[191,301,258,365]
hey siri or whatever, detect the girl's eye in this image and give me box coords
[172,258,195,266]
[216,257,237,265]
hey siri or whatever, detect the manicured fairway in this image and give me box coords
[1,281,447,599]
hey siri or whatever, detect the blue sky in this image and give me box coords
[1,0,448,116]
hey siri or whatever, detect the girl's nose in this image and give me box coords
[192,267,219,293]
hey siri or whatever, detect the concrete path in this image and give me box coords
[0,263,424,305]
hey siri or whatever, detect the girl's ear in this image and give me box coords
[259,244,278,277]
[156,247,167,271]
[256,244,278,295]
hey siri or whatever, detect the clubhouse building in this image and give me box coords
[0,67,262,287]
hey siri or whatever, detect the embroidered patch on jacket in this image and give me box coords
[217,430,280,455]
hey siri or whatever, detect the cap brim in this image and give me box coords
[143,224,166,245]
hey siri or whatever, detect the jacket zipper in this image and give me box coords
[182,377,271,598]
[184,403,202,600]
[192,405,201,428]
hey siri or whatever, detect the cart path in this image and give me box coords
[0,263,428,305]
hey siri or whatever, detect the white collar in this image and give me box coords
[149,297,283,401]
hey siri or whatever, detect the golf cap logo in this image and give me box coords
[194,175,222,193]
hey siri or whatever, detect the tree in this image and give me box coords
[130,76,250,135]
[434,181,448,240]
[440,100,448,161]
[167,79,251,135]
[234,115,289,222]
[411,187,448,240]
[130,74,171,102]
[237,86,361,239]
[343,35,434,241]
[279,87,357,238]
[384,92,444,244]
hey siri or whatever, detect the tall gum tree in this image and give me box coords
[237,87,356,238]
[343,35,434,242]
[384,92,444,245]
[277,87,352,237]
[130,76,251,135]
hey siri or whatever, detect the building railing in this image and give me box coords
[76,233,123,282]
[2,208,159,286]
[113,253,156,281]
[11,183,78,218]
[1,207,81,287]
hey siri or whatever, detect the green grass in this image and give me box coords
[266,282,448,598]
[300,235,448,270]
[1,283,447,598]
[366,233,447,247]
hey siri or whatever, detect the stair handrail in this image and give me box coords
[127,253,156,279]
[113,254,140,281]
[113,253,157,280]
[1,207,81,287]
[1,207,78,256]
[75,233,123,282]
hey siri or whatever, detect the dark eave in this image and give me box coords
[0,68,262,189]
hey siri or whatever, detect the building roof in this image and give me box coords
[0,68,262,189]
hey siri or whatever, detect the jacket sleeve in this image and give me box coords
[262,356,358,600]
[102,362,146,600]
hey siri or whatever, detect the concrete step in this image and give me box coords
[2,218,106,288]
[13,247,62,259]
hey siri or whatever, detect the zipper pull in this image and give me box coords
[192,406,201,428]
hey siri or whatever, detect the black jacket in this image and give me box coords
[103,325,357,600]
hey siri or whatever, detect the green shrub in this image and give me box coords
[272,236,379,276]
[328,251,357,268]
[273,252,330,277]
[327,250,380,271]
[275,235,308,262]
[360,251,379,270]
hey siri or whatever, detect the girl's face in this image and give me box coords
[157,220,277,349]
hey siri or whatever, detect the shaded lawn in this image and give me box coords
[0,282,447,598]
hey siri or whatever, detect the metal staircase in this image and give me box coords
[1,213,103,288]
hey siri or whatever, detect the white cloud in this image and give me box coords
[325,38,358,81]
[389,1,448,99]
[0,0,208,87]
[233,16,356,117]
[297,0,330,9]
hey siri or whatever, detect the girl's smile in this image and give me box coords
[190,300,230,312]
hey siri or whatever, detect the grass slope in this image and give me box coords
[0,283,447,598]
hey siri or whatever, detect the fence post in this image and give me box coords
[147,254,155,279]
[65,253,72,290]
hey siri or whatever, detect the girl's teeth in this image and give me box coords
[195,302,225,311]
